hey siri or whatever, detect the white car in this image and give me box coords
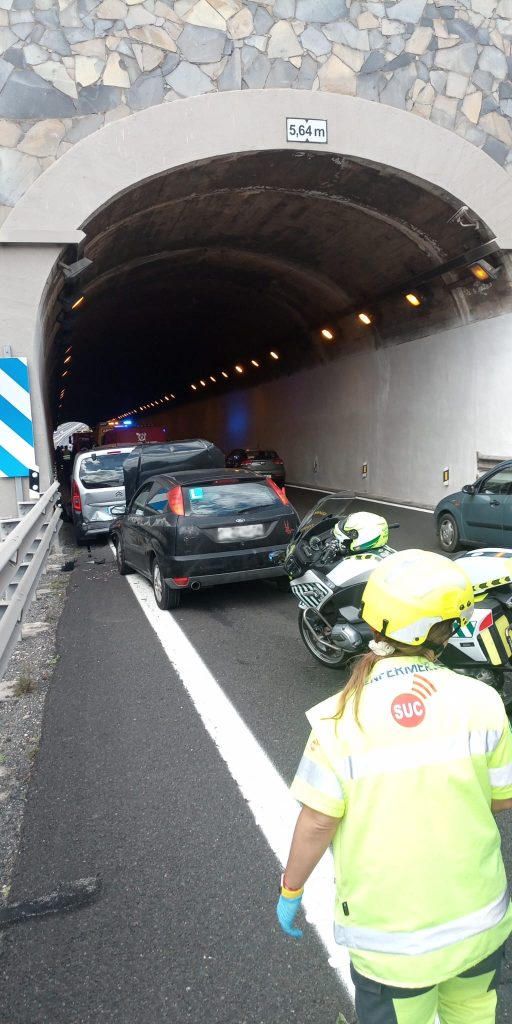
[71,447,134,545]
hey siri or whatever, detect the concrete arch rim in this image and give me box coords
[2,89,512,249]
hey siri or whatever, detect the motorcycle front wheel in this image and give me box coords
[298,608,348,669]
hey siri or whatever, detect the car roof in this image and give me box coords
[147,468,270,487]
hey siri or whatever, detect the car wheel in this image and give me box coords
[115,536,133,576]
[73,521,87,546]
[152,558,180,610]
[438,513,460,553]
[298,608,348,669]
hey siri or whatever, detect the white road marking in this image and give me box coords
[125,569,355,997]
[288,484,434,515]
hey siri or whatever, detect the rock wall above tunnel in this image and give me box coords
[1,0,512,215]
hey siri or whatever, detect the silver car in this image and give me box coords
[71,447,133,544]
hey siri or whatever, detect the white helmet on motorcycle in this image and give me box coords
[334,511,389,553]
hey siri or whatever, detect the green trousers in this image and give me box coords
[350,944,505,1024]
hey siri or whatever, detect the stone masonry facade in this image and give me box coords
[0,0,512,217]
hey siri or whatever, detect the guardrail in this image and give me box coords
[0,481,62,681]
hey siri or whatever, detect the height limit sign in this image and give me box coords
[286,117,328,144]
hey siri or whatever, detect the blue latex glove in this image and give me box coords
[276,891,303,938]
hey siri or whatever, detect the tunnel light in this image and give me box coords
[469,261,499,281]
[64,355,72,364]
[405,293,421,307]
[221,371,228,379]
[358,313,372,326]
[65,346,72,355]
[164,395,170,401]
[210,376,216,383]
[200,380,207,387]
[170,394,175,399]
[62,370,68,378]
[71,295,85,311]
[251,359,259,367]
[321,328,334,340]
[270,351,279,360]
[235,365,243,374]
[191,384,197,391]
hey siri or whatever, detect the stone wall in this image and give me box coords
[0,0,512,215]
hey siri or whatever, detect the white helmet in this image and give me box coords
[334,511,389,553]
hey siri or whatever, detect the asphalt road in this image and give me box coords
[1,488,512,1023]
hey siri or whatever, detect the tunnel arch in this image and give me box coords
[3,89,512,245]
[1,87,512,505]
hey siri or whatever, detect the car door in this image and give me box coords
[143,481,175,569]
[462,465,512,546]
[122,483,153,571]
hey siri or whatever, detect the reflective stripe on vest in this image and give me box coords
[295,754,344,801]
[335,887,510,955]
[336,729,502,782]
[490,763,512,786]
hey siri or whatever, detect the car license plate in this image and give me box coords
[218,524,265,541]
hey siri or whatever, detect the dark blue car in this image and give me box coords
[111,468,299,609]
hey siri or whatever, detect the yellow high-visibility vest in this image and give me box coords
[291,656,512,986]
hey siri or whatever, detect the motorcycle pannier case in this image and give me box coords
[477,597,512,666]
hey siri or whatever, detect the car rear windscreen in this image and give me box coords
[184,481,282,516]
[79,452,131,488]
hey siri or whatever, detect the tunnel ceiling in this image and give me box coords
[47,149,503,427]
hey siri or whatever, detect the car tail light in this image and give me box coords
[274,458,284,465]
[478,610,494,631]
[240,459,252,465]
[267,478,289,505]
[173,577,189,587]
[167,485,184,516]
[72,480,81,512]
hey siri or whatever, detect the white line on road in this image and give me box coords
[288,484,435,515]
[125,570,354,1000]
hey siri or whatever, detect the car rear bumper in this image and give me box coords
[162,543,291,589]
[73,513,112,537]
[165,565,287,589]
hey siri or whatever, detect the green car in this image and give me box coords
[435,460,512,552]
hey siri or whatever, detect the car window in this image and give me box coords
[480,467,512,495]
[147,484,169,514]
[184,481,282,516]
[78,451,130,488]
[131,484,153,513]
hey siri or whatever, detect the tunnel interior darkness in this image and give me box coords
[45,149,508,429]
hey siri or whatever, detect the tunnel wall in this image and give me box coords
[148,311,512,508]
[1,0,512,219]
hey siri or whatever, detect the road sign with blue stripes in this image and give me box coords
[0,358,35,478]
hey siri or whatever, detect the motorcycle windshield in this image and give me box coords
[295,491,357,539]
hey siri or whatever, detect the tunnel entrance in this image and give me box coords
[48,147,508,431]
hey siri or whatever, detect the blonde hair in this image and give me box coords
[334,621,453,728]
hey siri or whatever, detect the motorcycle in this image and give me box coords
[283,491,512,701]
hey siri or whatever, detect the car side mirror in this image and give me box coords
[462,483,476,495]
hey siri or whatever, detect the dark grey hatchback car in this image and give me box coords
[110,468,299,609]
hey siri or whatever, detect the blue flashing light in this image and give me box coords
[121,418,134,426]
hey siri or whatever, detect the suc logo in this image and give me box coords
[391,674,436,727]
[391,693,425,727]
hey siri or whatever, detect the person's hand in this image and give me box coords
[276,881,304,938]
